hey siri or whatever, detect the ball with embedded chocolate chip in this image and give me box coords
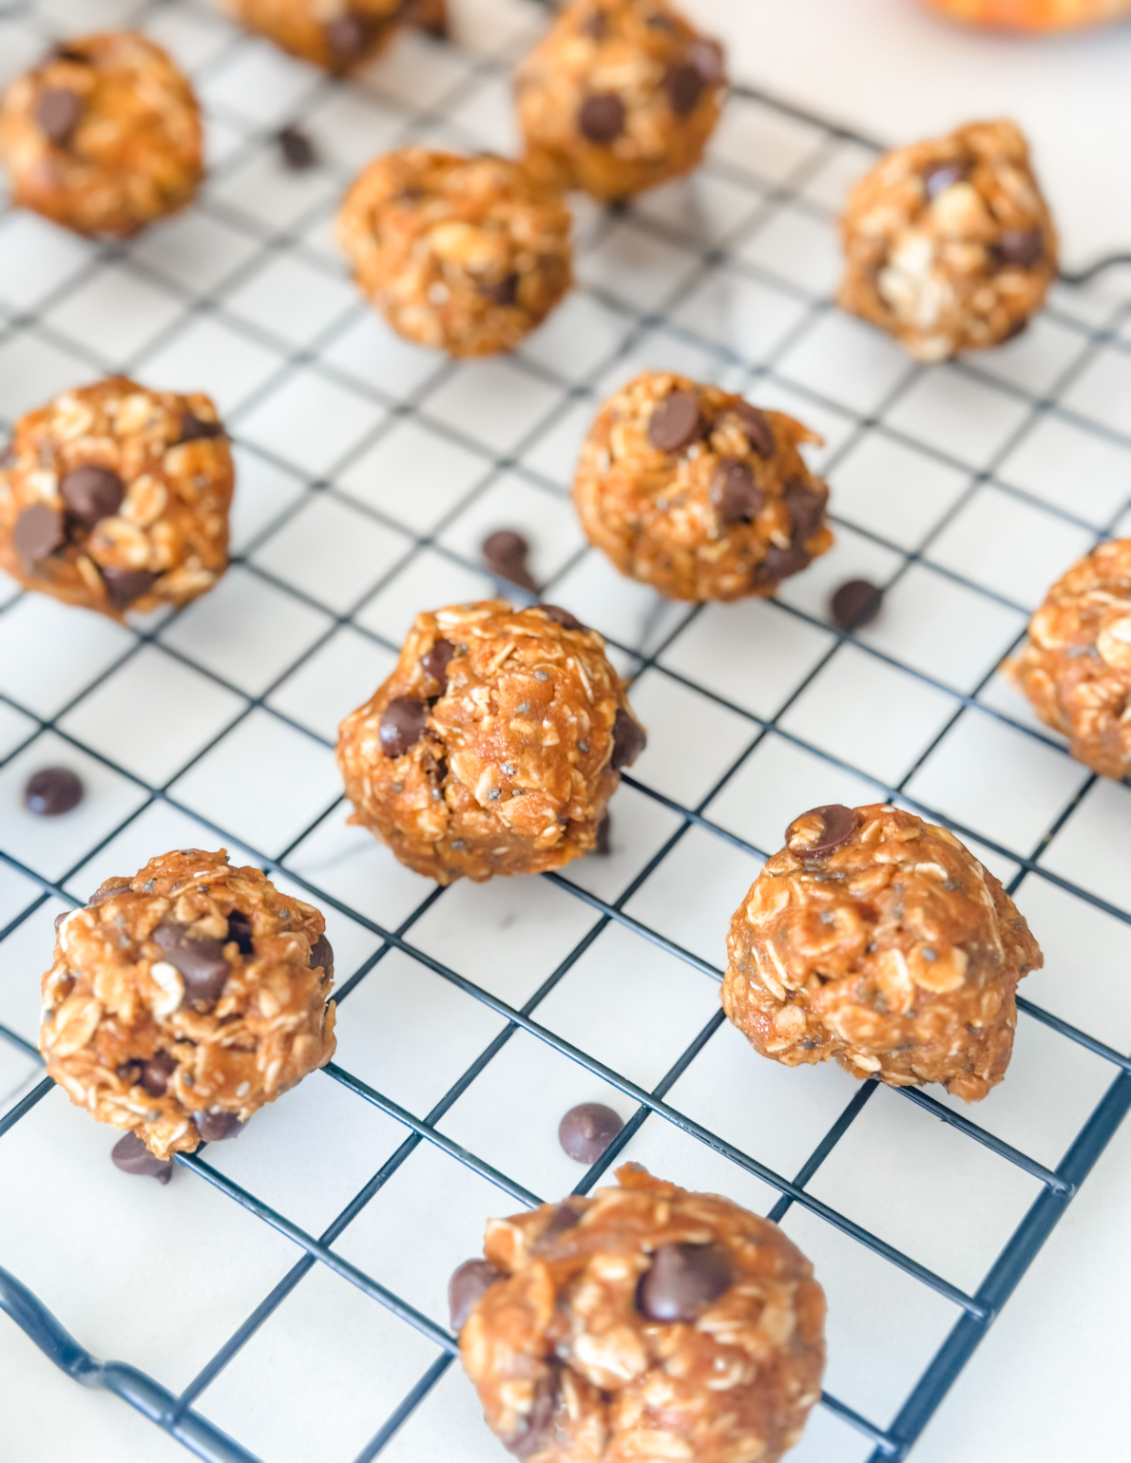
[516,0,726,202]
[838,118,1058,362]
[0,33,202,237]
[0,376,233,619]
[723,804,1043,1102]
[336,600,646,883]
[573,371,833,602]
[40,850,337,1161]
[458,1164,825,1461]
[228,0,446,72]
[338,147,573,357]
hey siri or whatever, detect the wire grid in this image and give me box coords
[1,1,1131,1459]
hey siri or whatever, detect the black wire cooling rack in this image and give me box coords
[2,2,1131,1460]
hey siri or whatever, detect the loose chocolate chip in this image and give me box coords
[178,411,224,443]
[752,543,809,585]
[36,86,82,146]
[637,1242,731,1323]
[24,767,83,817]
[483,529,537,593]
[710,458,764,526]
[648,390,702,453]
[995,227,1045,270]
[111,1131,173,1183]
[663,63,704,117]
[784,478,827,545]
[227,909,255,956]
[277,124,317,170]
[579,93,625,143]
[595,811,611,855]
[13,503,65,569]
[922,160,970,201]
[309,932,334,981]
[422,638,455,690]
[100,567,157,609]
[448,1259,500,1332]
[830,578,883,632]
[610,708,646,770]
[380,696,428,758]
[537,604,584,631]
[687,37,725,82]
[60,464,125,526]
[325,15,372,59]
[141,1051,177,1098]
[785,803,859,861]
[510,1364,562,1459]
[480,273,520,307]
[194,1110,243,1143]
[729,401,775,458]
[153,921,230,1007]
[558,1102,623,1164]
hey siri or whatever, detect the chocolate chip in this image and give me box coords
[995,227,1045,270]
[448,1259,500,1332]
[922,160,970,201]
[178,412,224,444]
[325,15,372,59]
[54,910,69,931]
[728,401,775,458]
[43,44,89,65]
[194,1110,243,1143]
[579,93,625,143]
[510,1364,562,1458]
[89,882,123,906]
[688,38,725,82]
[309,932,334,981]
[830,578,883,632]
[483,529,537,593]
[277,124,317,171]
[663,63,705,116]
[637,1243,731,1323]
[116,1060,143,1085]
[380,696,428,758]
[537,604,584,631]
[785,803,859,861]
[611,708,646,770]
[227,909,255,956]
[100,567,157,609]
[539,1200,585,1247]
[36,87,81,146]
[24,767,83,817]
[595,811,611,855]
[752,543,809,585]
[711,459,764,525]
[13,503,65,569]
[421,639,455,692]
[111,1131,172,1183]
[153,921,230,1007]
[140,1051,177,1098]
[648,391,702,453]
[583,12,608,37]
[646,11,676,26]
[60,465,125,526]
[784,479,827,545]
[558,1102,623,1164]
[480,273,519,307]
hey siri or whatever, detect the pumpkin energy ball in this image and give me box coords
[1003,538,1131,780]
[0,377,233,619]
[516,0,726,203]
[723,804,1042,1102]
[458,1164,826,1462]
[838,118,1058,362]
[0,33,203,238]
[229,0,447,72]
[336,600,646,884]
[338,147,573,357]
[573,371,833,602]
[40,850,337,1161]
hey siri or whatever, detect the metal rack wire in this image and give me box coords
[1,2,1130,1460]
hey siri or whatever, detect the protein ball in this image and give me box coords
[838,118,1058,362]
[0,377,233,619]
[460,1164,825,1462]
[516,0,727,202]
[0,32,203,238]
[40,850,337,1161]
[336,600,646,884]
[337,147,573,357]
[229,0,446,71]
[573,371,833,601]
[722,803,1043,1102]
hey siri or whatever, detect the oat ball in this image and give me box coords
[0,33,203,238]
[40,850,337,1161]
[336,600,646,884]
[838,118,1058,362]
[516,0,726,203]
[459,1164,826,1463]
[338,148,573,357]
[229,0,446,72]
[723,804,1042,1102]
[1003,538,1131,780]
[0,377,233,620]
[573,371,833,602]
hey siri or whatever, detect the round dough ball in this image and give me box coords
[0,33,203,238]
[516,0,726,202]
[1003,538,1131,780]
[723,803,1043,1102]
[338,148,573,357]
[460,1164,826,1463]
[40,850,337,1161]
[336,600,646,884]
[0,376,233,619]
[573,371,833,602]
[838,118,1058,362]
[229,0,443,71]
